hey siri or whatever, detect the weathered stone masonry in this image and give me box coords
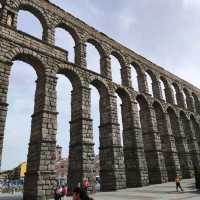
[0,0,200,199]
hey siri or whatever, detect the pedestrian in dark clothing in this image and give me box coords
[73,187,94,200]
[54,186,62,200]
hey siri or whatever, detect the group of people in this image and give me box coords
[54,185,68,200]
[54,178,94,200]
[54,175,184,199]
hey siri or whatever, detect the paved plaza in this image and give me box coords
[0,178,199,200]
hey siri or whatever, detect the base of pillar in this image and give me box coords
[100,169,126,191]
[148,170,168,184]
[126,169,149,188]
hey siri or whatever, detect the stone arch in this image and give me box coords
[90,78,126,191]
[116,87,132,103]
[179,110,200,170]
[14,1,49,41]
[153,101,180,180]
[55,22,80,45]
[85,38,103,74]
[5,47,45,78]
[167,106,178,118]
[145,69,156,96]
[130,61,142,91]
[110,51,125,84]
[87,38,106,58]
[136,94,149,108]
[130,61,142,74]
[116,87,140,186]
[190,114,200,147]
[90,78,110,97]
[167,106,194,178]
[152,100,165,114]
[111,51,126,68]
[192,92,200,114]
[160,77,174,103]
[57,68,83,89]
[137,94,168,184]
[182,88,195,112]
[172,82,185,108]
[183,88,190,109]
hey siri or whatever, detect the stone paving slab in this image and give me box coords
[0,179,199,200]
[90,178,200,200]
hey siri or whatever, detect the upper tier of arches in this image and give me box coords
[1,0,200,114]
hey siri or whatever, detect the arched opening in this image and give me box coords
[17,10,43,39]
[167,107,193,178]
[90,84,100,187]
[192,93,200,114]
[90,80,126,191]
[55,74,72,186]
[190,115,200,148]
[1,60,37,187]
[110,53,122,85]
[160,79,166,101]
[116,95,123,146]
[130,63,139,91]
[145,71,153,96]
[183,89,189,109]
[180,111,199,171]
[86,42,101,74]
[153,102,179,180]
[90,79,110,191]
[172,84,178,105]
[137,95,167,184]
[55,27,75,62]
[116,88,144,187]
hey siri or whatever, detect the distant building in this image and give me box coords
[55,145,68,185]
[9,162,27,180]
[0,146,99,184]
[0,162,27,181]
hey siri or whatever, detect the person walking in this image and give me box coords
[61,184,68,199]
[175,175,184,192]
[73,187,94,200]
[83,178,90,194]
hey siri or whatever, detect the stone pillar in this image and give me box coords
[138,72,149,94]
[186,94,195,112]
[44,27,55,46]
[100,55,112,80]
[121,65,132,88]
[121,98,149,187]
[68,86,95,192]
[140,105,168,184]
[193,95,200,115]
[176,89,186,109]
[99,94,126,191]
[0,61,11,169]
[74,42,87,68]
[162,113,181,180]
[184,118,200,171]
[171,114,194,178]
[23,75,58,200]
[165,85,175,104]
[152,80,163,99]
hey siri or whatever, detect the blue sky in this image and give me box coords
[1,0,200,170]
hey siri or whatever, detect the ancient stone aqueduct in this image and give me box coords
[0,0,200,199]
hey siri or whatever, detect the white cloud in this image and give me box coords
[182,0,200,9]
